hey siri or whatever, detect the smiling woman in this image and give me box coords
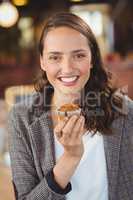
[40,26,92,96]
[8,12,133,200]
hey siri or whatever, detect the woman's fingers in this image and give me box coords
[54,117,68,138]
[78,117,86,138]
[61,115,79,138]
[54,114,85,140]
[54,114,85,158]
[71,116,85,139]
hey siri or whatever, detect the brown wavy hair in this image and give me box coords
[34,12,124,135]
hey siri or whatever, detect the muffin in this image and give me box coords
[57,103,81,121]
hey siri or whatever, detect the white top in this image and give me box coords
[54,131,108,200]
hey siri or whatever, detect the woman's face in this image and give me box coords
[40,26,92,96]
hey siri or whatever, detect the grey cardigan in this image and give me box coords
[8,93,133,200]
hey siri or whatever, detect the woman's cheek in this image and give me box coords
[79,63,91,75]
[46,66,59,77]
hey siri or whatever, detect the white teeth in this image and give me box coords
[60,76,78,82]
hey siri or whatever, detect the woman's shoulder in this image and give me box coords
[124,96,133,121]
[111,95,133,130]
[124,96,133,131]
[8,92,45,126]
[114,95,133,135]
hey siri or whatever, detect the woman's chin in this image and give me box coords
[60,87,81,95]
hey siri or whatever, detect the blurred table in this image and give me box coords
[0,161,15,200]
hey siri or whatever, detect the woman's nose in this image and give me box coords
[61,57,73,73]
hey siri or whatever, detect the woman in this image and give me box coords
[8,12,133,200]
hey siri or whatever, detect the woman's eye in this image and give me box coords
[75,54,86,59]
[49,56,59,60]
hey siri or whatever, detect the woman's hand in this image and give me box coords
[54,115,85,159]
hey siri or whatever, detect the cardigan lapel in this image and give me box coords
[103,116,124,200]
[28,110,56,176]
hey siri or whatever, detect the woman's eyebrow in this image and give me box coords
[47,49,88,55]
[71,49,87,53]
[47,51,62,55]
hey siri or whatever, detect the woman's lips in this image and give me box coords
[58,76,79,86]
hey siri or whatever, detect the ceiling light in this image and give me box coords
[0,1,19,28]
[12,0,28,7]
[69,0,84,2]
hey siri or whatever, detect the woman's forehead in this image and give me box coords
[43,26,91,52]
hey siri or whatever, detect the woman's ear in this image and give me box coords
[40,55,46,71]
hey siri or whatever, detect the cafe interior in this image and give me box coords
[0,0,133,199]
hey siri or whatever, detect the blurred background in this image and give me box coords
[0,0,133,199]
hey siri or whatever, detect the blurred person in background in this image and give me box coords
[8,12,133,200]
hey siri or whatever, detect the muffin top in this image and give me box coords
[58,103,80,112]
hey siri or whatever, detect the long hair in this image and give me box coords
[34,12,124,135]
